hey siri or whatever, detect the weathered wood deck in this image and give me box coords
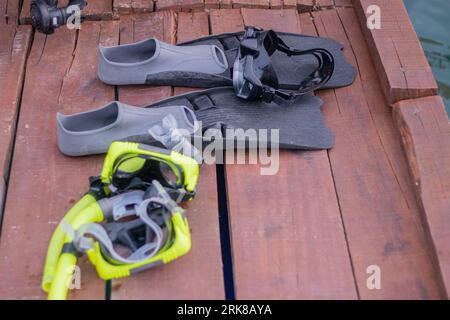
[0,0,449,299]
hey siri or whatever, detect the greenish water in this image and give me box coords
[404,0,450,117]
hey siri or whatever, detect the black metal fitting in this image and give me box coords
[31,0,87,34]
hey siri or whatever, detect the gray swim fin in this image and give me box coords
[98,29,355,90]
[57,102,196,156]
[57,87,333,156]
[179,30,355,90]
[98,38,230,86]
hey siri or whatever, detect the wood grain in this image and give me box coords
[113,0,154,15]
[241,7,300,30]
[0,25,32,218]
[209,9,244,33]
[0,21,119,299]
[296,0,314,12]
[315,0,333,7]
[232,0,270,9]
[205,0,232,9]
[269,0,298,10]
[156,0,205,11]
[0,0,20,24]
[352,0,438,104]
[210,8,358,299]
[334,0,353,7]
[313,8,445,299]
[111,10,225,299]
[393,96,450,297]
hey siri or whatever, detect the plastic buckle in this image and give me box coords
[243,26,262,39]
[111,191,145,221]
[240,39,259,57]
[88,176,106,197]
[261,87,275,103]
[183,190,196,202]
[168,187,195,203]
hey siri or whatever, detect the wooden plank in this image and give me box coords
[232,0,270,9]
[204,0,220,9]
[335,6,418,228]
[334,0,353,7]
[127,0,154,13]
[312,8,445,299]
[111,10,224,299]
[113,0,154,15]
[241,7,300,30]
[315,0,333,7]
[155,0,205,12]
[0,0,20,24]
[0,21,119,299]
[205,0,233,9]
[210,8,357,299]
[20,0,114,24]
[0,25,32,221]
[209,9,244,33]
[176,11,209,45]
[393,96,450,297]
[296,0,314,12]
[352,0,438,104]
[269,0,298,10]
[113,0,134,15]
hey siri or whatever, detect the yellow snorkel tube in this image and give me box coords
[48,201,105,300]
[41,193,97,293]
[43,141,199,300]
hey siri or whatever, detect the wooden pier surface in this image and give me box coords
[0,0,449,299]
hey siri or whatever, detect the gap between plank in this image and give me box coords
[216,164,236,300]
[0,27,35,236]
[206,9,236,300]
[326,151,361,299]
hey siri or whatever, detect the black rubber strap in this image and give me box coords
[241,27,335,102]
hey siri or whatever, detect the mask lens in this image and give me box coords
[116,156,146,174]
[112,155,182,190]
[159,162,179,187]
[112,156,147,189]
